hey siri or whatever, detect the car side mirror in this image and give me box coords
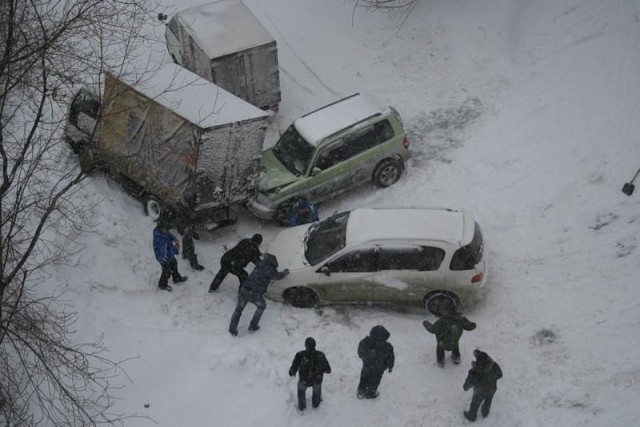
[318,265,331,276]
[311,167,322,176]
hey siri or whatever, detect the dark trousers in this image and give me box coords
[158,258,181,288]
[298,381,322,410]
[437,342,460,364]
[467,388,497,419]
[357,366,384,398]
[229,288,266,333]
[182,234,195,261]
[210,260,248,290]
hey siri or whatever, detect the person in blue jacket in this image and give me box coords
[153,219,188,292]
[228,253,288,335]
[288,198,319,227]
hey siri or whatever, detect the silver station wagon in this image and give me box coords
[264,206,488,313]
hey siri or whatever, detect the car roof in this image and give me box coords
[173,0,274,59]
[294,93,392,146]
[345,207,475,247]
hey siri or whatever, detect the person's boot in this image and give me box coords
[248,324,260,332]
[190,255,204,271]
[451,354,460,365]
[463,411,476,422]
[158,284,173,292]
[173,275,188,284]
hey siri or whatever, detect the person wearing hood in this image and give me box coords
[228,253,289,336]
[209,234,263,292]
[357,325,395,399]
[152,219,188,292]
[423,309,476,367]
[289,337,332,411]
[463,349,503,421]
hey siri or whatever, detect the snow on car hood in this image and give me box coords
[259,148,299,191]
[264,224,313,271]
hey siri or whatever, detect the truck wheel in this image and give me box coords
[424,291,461,316]
[144,196,162,221]
[283,287,318,308]
[373,158,402,187]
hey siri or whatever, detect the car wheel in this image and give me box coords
[373,158,402,187]
[425,292,461,316]
[284,287,319,308]
[144,195,163,221]
[273,200,297,227]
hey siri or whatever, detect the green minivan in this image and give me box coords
[247,93,411,224]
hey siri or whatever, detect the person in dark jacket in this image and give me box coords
[357,325,395,399]
[288,198,319,227]
[289,337,331,411]
[423,310,476,367]
[152,219,188,292]
[209,234,263,292]
[228,253,288,336]
[463,349,503,421]
[177,222,204,271]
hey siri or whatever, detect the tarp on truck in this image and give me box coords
[97,63,269,211]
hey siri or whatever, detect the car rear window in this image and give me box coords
[450,222,484,271]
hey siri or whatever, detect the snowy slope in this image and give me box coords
[51,0,640,425]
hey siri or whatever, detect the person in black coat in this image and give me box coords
[463,349,503,421]
[289,337,331,411]
[423,310,476,367]
[228,253,288,336]
[357,325,395,399]
[209,234,262,292]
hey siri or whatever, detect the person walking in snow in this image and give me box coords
[289,337,332,411]
[423,309,476,367]
[209,234,263,292]
[357,325,395,399]
[228,253,288,336]
[152,219,188,292]
[463,349,503,421]
[176,221,204,271]
[288,198,319,227]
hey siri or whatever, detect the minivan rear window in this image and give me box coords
[450,222,484,271]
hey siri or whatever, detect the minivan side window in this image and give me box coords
[314,139,346,170]
[326,247,377,272]
[450,222,484,270]
[377,245,445,271]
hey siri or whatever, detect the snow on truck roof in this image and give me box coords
[345,207,472,246]
[121,63,268,129]
[174,0,275,59]
[294,93,393,146]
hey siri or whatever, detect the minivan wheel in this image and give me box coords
[144,195,163,221]
[273,200,297,227]
[284,287,319,308]
[425,292,461,316]
[373,158,402,187]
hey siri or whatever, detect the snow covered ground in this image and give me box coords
[51,0,640,425]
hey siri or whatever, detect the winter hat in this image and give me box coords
[474,349,491,365]
[370,325,391,341]
[305,337,316,350]
[251,233,263,244]
[263,253,278,268]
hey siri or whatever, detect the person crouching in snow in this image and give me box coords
[228,253,288,336]
[152,219,188,292]
[463,349,503,421]
[288,198,319,227]
[289,337,331,411]
[423,309,476,367]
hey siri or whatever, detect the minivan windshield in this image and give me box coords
[272,125,315,176]
[304,211,350,265]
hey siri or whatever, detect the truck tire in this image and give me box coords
[144,195,163,221]
[373,158,402,187]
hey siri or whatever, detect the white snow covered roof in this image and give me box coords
[121,63,268,129]
[345,207,471,246]
[174,0,274,59]
[294,93,392,146]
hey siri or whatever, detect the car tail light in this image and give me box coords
[402,135,410,150]
[471,272,484,283]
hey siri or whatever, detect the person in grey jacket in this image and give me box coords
[357,325,395,399]
[228,253,288,336]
